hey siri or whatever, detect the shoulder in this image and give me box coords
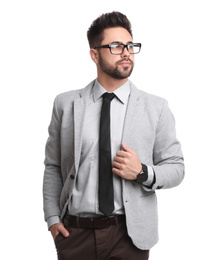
[53,80,95,108]
[55,89,81,104]
[139,89,166,104]
[130,81,168,111]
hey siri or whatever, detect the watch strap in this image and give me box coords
[136,164,148,183]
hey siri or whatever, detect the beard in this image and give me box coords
[98,53,134,80]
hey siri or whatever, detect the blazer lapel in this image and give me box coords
[122,82,141,149]
[73,80,95,174]
[73,98,85,174]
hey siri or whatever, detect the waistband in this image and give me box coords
[64,215,126,229]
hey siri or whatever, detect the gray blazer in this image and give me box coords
[43,80,184,250]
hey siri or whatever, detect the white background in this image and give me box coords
[1,0,219,259]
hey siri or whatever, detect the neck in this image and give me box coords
[97,72,128,92]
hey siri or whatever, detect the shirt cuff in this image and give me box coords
[47,216,61,230]
[142,165,154,187]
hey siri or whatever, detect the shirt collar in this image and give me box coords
[93,79,130,104]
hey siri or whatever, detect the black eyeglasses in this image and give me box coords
[94,42,141,55]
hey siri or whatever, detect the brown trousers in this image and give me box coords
[55,221,149,260]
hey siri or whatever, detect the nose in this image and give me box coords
[121,46,130,58]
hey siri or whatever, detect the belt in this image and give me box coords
[64,215,125,229]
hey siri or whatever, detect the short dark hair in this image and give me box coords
[87,11,133,49]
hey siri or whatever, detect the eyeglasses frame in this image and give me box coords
[94,42,141,55]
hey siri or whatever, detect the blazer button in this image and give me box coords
[70,174,75,180]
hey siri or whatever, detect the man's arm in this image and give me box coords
[43,96,69,239]
[113,101,184,190]
[151,100,184,189]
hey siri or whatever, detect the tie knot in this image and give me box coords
[102,92,116,101]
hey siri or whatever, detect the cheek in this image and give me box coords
[109,55,120,64]
[130,54,135,63]
[99,51,116,65]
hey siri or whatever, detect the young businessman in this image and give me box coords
[43,11,184,260]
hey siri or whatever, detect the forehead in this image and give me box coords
[101,27,133,44]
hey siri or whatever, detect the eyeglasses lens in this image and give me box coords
[110,44,140,54]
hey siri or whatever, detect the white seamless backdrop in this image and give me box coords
[0,1,218,259]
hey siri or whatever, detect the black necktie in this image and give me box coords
[99,92,115,217]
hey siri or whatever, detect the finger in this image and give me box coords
[114,156,124,163]
[58,224,69,237]
[116,150,126,157]
[112,167,123,177]
[113,161,122,169]
[121,142,131,152]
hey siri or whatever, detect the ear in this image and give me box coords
[90,49,99,64]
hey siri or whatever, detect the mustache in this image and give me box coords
[116,58,133,65]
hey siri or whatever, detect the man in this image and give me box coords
[43,11,184,260]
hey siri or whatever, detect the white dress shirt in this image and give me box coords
[67,79,130,217]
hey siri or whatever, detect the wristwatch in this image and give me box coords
[136,164,148,183]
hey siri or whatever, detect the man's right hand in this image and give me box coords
[49,222,70,240]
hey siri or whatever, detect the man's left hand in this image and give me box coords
[112,142,142,180]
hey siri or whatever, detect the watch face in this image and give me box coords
[138,172,148,183]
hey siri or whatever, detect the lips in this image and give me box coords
[118,59,133,66]
[119,62,131,66]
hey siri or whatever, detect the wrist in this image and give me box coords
[136,164,148,183]
[135,163,143,180]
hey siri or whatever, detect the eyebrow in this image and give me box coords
[110,41,134,45]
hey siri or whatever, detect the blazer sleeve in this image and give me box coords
[151,100,185,190]
[43,96,63,221]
